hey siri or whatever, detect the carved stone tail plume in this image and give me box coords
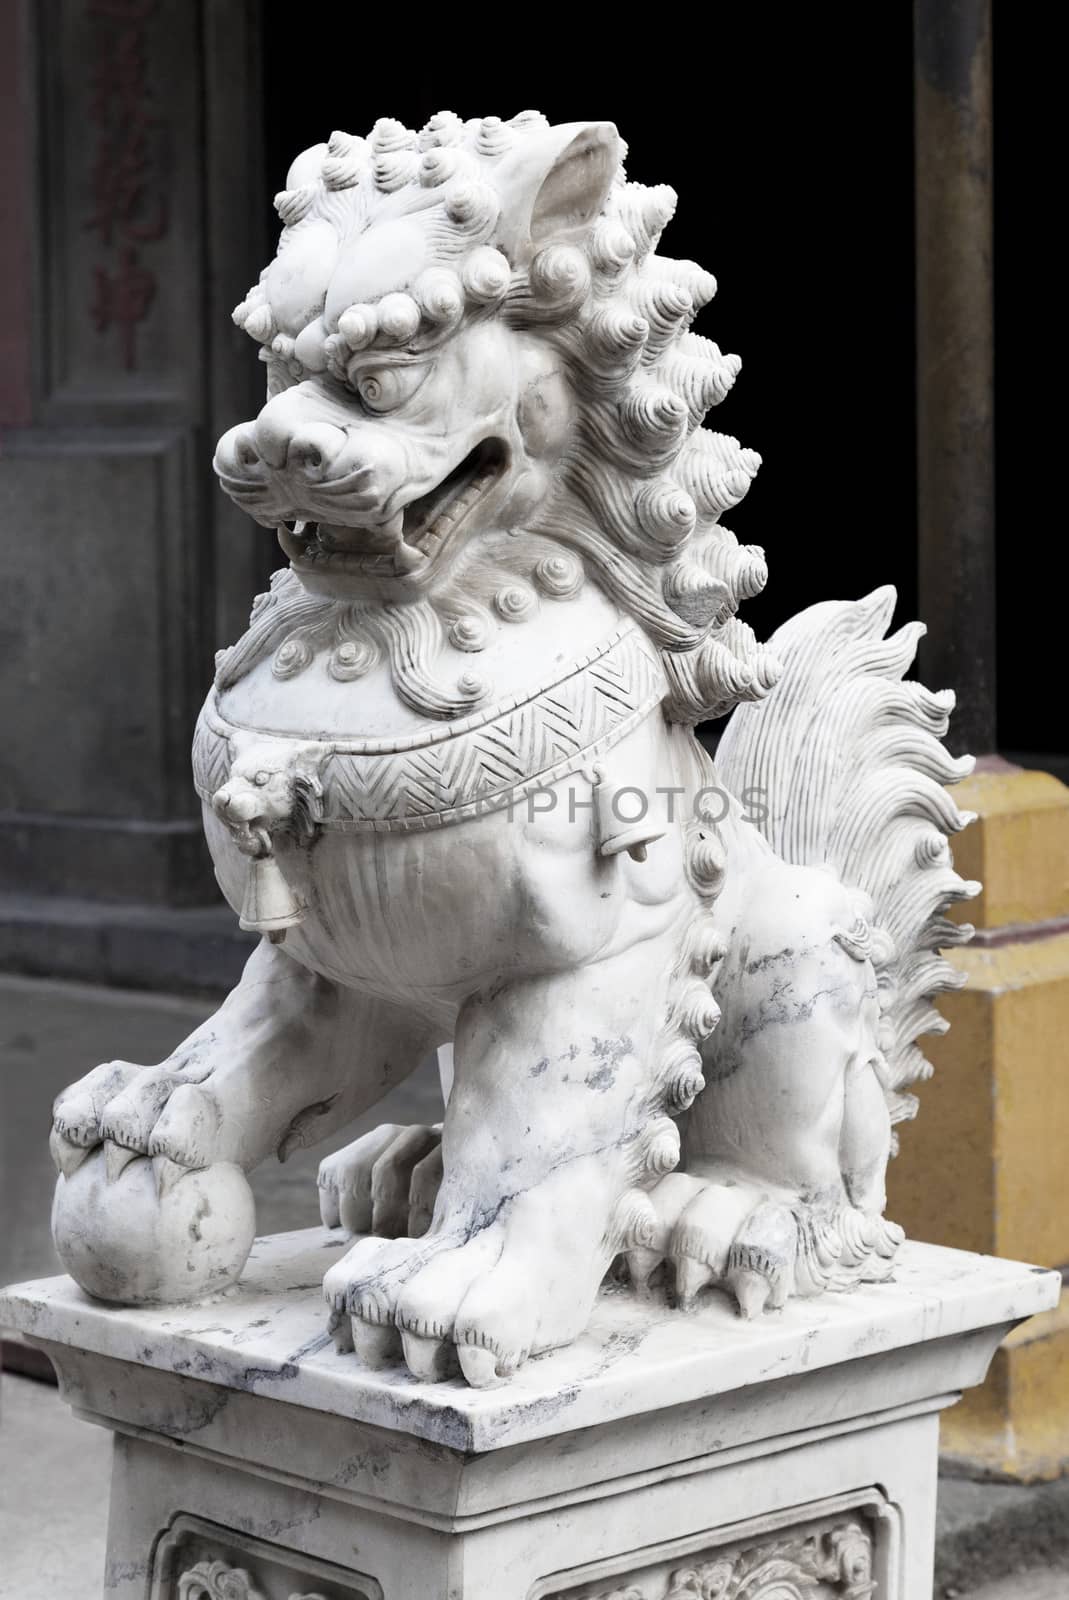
[715,585,980,1129]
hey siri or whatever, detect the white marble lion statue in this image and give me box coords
[49,112,977,1388]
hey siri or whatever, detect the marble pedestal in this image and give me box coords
[0,1230,1059,1599]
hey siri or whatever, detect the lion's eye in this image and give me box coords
[353,364,430,414]
[253,770,270,787]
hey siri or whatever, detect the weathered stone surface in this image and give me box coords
[2,1229,1056,1454]
[0,1230,1056,1597]
[48,112,982,1393]
[0,974,444,1289]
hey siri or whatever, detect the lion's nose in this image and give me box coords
[288,423,350,477]
[212,784,257,823]
[213,422,264,477]
[253,414,347,476]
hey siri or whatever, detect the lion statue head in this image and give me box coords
[214,112,779,723]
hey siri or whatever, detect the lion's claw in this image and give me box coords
[317,1122,443,1239]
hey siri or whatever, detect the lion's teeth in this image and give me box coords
[395,543,428,573]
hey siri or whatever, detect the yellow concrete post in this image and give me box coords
[887,761,1069,1479]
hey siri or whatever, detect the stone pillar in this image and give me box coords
[908,0,1069,1479]
[914,0,995,758]
[0,0,265,991]
[888,759,1069,1479]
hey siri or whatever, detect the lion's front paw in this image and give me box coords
[317,1122,442,1238]
[322,1223,567,1387]
[49,1052,255,1305]
[51,1057,223,1192]
[321,1178,647,1388]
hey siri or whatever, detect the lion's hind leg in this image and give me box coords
[658,855,905,1319]
[628,1164,799,1318]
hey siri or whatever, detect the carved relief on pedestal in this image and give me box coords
[178,1563,270,1600]
[178,1561,334,1600]
[154,1516,382,1600]
[552,1513,877,1600]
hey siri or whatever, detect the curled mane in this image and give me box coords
[232,112,780,724]
[504,177,779,722]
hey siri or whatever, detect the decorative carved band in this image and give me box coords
[194,622,666,833]
[153,1514,382,1600]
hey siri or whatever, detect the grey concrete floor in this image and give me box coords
[961,1576,1069,1600]
[935,1474,1069,1598]
[0,1373,110,1599]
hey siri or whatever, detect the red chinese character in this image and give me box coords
[83,0,168,367]
[90,245,156,370]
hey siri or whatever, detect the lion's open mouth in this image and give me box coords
[279,439,507,578]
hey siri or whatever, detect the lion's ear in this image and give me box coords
[495,122,621,265]
[291,743,328,836]
[291,771,324,837]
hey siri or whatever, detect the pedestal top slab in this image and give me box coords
[1,1228,1058,1453]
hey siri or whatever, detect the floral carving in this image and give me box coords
[177,1559,330,1600]
[583,1520,876,1600]
[178,1564,265,1600]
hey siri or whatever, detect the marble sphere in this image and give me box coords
[51,1154,256,1304]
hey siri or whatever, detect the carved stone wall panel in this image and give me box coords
[0,3,33,426]
[543,1508,881,1600]
[0,429,195,814]
[152,1515,382,1600]
[23,0,270,645]
[0,428,215,901]
[34,0,205,421]
[2,0,268,931]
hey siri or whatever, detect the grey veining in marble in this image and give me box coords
[1,1228,1058,1453]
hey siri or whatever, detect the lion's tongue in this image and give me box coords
[320,515,401,552]
[319,515,427,572]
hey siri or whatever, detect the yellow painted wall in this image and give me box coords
[887,763,1069,1479]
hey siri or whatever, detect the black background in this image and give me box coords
[262,8,1050,758]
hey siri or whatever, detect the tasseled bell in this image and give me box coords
[594,772,665,863]
[239,852,306,943]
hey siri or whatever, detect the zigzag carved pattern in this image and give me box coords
[325,634,663,827]
[191,715,230,799]
[192,627,666,833]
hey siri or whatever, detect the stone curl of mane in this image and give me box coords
[233,111,782,725]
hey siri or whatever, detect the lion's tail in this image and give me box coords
[714,586,979,1129]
